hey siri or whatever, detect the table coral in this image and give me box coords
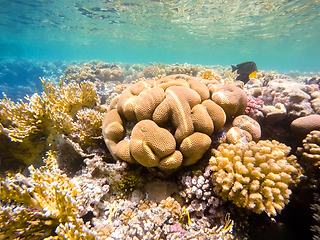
[102,74,247,171]
[209,140,302,216]
[0,151,97,239]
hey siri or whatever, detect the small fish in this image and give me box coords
[231,61,257,84]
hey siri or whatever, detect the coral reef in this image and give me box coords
[232,115,261,142]
[65,61,125,83]
[0,151,97,239]
[247,77,314,120]
[179,168,226,224]
[164,63,204,76]
[2,61,319,239]
[102,74,248,171]
[209,140,302,216]
[0,77,102,172]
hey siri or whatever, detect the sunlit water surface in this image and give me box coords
[0,0,320,72]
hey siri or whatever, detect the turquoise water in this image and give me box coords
[1,0,320,72]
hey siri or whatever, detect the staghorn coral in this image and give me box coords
[0,151,97,239]
[209,140,302,216]
[102,74,248,171]
[0,77,101,169]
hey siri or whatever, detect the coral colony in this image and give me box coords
[1,61,320,239]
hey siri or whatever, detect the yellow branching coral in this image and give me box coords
[199,69,221,81]
[0,151,97,239]
[71,108,104,144]
[0,77,100,142]
[0,93,44,142]
[209,140,302,216]
[0,77,101,168]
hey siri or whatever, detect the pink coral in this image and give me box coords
[245,97,264,116]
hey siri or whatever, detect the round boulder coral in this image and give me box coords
[232,115,261,142]
[209,140,302,216]
[208,84,247,119]
[291,114,320,139]
[102,74,235,171]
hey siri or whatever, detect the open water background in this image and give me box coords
[0,0,319,73]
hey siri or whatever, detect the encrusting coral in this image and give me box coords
[0,77,102,169]
[0,151,97,239]
[102,74,248,171]
[209,140,302,216]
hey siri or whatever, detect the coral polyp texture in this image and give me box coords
[209,140,302,216]
[102,74,248,171]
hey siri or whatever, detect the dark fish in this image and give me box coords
[231,61,257,84]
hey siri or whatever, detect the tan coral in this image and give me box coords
[201,100,226,132]
[209,84,247,119]
[153,86,201,144]
[291,114,320,139]
[209,140,302,216]
[102,74,234,170]
[102,109,125,160]
[180,132,212,166]
[232,115,261,141]
[135,87,165,121]
[192,104,214,135]
[225,127,252,144]
[129,120,178,168]
[117,81,151,121]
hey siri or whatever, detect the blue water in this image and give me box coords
[1,0,320,72]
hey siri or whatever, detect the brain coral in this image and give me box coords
[102,74,246,171]
[209,140,302,216]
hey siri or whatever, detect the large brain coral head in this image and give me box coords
[102,74,236,171]
[209,140,302,216]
